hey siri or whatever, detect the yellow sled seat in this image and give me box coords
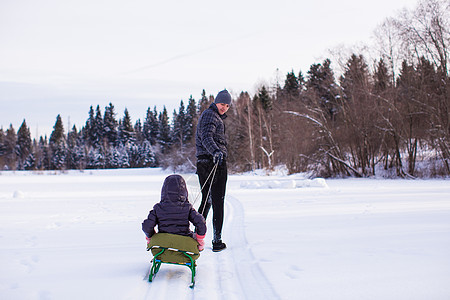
[147,233,200,288]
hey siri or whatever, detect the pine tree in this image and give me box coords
[118,108,135,146]
[37,136,51,170]
[23,151,35,170]
[255,86,272,111]
[32,139,43,170]
[134,119,143,143]
[140,140,156,167]
[91,105,104,148]
[298,71,306,90]
[67,125,78,149]
[373,59,391,94]
[72,144,86,169]
[172,100,186,147]
[283,70,300,99]
[158,106,172,154]
[416,56,439,94]
[127,143,141,168]
[198,89,210,113]
[106,146,121,168]
[185,95,197,143]
[83,106,95,147]
[66,125,79,169]
[87,146,105,169]
[49,115,67,170]
[117,144,130,168]
[4,124,17,170]
[16,119,32,169]
[103,103,118,146]
[49,115,65,145]
[340,55,370,102]
[143,106,159,146]
[340,54,381,176]
[307,59,340,120]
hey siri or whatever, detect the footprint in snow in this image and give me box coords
[285,265,303,279]
[20,255,40,273]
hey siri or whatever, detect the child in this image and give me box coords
[142,174,206,251]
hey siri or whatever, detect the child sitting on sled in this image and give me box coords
[142,174,206,251]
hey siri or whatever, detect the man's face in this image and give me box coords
[216,103,230,115]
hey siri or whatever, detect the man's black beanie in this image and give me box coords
[214,90,231,105]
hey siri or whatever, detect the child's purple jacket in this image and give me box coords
[142,175,206,238]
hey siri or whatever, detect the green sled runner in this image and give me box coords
[147,233,200,288]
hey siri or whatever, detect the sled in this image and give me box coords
[147,233,200,288]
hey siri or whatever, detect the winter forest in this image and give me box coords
[1,0,449,178]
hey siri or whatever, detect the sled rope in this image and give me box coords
[202,162,218,215]
[192,162,219,209]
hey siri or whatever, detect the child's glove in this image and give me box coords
[145,236,151,251]
[194,233,206,251]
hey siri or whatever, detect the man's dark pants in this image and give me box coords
[197,157,227,241]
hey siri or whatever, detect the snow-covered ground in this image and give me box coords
[0,168,449,300]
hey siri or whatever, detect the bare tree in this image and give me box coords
[226,92,257,172]
[245,93,256,171]
[374,17,404,85]
[395,0,449,76]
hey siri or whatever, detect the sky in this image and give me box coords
[0,0,419,138]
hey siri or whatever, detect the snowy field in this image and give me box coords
[0,168,449,300]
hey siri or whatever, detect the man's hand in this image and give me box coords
[213,151,224,165]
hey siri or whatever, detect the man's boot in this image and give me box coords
[212,232,226,252]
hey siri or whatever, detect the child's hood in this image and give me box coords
[160,174,188,204]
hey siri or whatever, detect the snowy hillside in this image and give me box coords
[1,169,449,299]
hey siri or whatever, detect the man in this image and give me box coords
[195,89,231,252]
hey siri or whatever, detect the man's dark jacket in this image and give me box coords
[142,175,206,238]
[195,103,228,158]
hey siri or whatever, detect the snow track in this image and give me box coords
[220,195,280,300]
[130,194,279,300]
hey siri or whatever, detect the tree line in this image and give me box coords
[0,94,203,171]
[0,0,448,177]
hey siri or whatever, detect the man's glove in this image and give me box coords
[213,151,224,165]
